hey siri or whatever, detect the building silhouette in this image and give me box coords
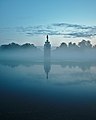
[44,35,51,61]
[44,35,51,79]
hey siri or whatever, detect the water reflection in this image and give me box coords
[44,59,51,79]
[0,60,96,85]
[0,60,96,119]
[1,60,96,70]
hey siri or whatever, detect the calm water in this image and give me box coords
[0,60,96,120]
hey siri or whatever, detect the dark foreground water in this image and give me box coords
[0,60,96,120]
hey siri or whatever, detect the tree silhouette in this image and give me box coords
[21,43,36,49]
[60,42,67,48]
[0,42,38,51]
[78,40,92,49]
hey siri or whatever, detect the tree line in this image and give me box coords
[0,42,38,51]
[56,39,96,51]
[0,39,96,51]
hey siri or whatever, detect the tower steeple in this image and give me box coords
[46,35,48,42]
[44,35,51,79]
[44,35,51,60]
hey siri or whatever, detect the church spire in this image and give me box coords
[46,35,48,42]
[44,35,51,59]
[44,35,51,79]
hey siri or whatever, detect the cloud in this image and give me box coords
[52,23,95,30]
[15,23,96,38]
[63,32,96,38]
[26,29,59,36]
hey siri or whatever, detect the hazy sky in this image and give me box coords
[0,0,96,46]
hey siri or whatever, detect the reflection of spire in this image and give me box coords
[46,72,48,79]
[44,59,51,79]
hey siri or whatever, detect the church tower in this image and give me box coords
[44,35,51,79]
[44,35,51,60]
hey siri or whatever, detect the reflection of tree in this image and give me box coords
[0,60,36,68]
[53,77,96,87]
[60,61,96,71]
[1,61,95,71]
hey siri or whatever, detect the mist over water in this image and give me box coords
[0,58,96,120]
[0,40,96,119]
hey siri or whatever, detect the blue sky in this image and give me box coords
[0,0,96,46]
